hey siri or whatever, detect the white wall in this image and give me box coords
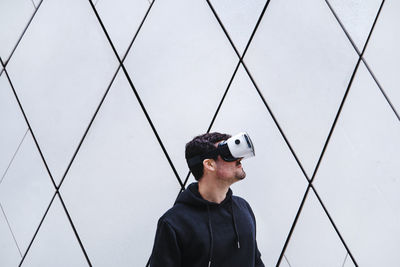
[0,0,399,266]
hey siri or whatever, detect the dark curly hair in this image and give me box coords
[185,132,231,180]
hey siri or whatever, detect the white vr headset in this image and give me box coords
[187,132,255,168]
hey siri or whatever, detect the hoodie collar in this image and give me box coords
[175,182,233,207]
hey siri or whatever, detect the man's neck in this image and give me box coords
[198,177,230,204]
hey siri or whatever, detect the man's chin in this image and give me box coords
[237,171,246,180]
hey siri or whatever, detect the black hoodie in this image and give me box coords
[150,183,264,267]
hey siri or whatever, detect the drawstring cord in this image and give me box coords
[230,202,241,249]
[206,200,240,267]
[207,205,213,267]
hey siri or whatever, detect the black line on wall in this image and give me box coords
[311,185,358,266]
[341,253,349,267]
[324,0,361,54]
[362,59,399,120]
[4,0,44,66]
[311,0,385,186]
[122,66,184,187]
[57,66,119,188]
[30,0,36,9]
[0,129,29,186]
[206,61,241,133]
[241,64,310,183]
[43,0,173,266]
[206,0,310,184]
[309,64,361,185]
[278,2,387,265]
[179,1,250,191]
[0,202,23,257]
[278,186,358,266]
[280,48,362,267]
[182,171,192,188]
[241,0,271,59]
[276,186,310,266]
[4,68,94,266]
[88,0,184,188]
[58,0,157,189]
[145,1,273,261]
[241,57,311,182]
[18,192,57,266]
[284,254,293,267]
[3,69,57,189]
[205,0,241,58]
[325,0,398,120]
[58,1,161,263]
[205,0,269,133]
[0,58,4,76]
[206,2,315,263]
[4,49,96,267]
[18,192,94,266]
[0,58,24,260]
[120,0,155,66]
[145,256,151,267]
[0,0,390,266]
[57,193,93,266]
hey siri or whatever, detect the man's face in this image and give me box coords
[214,155,246,183]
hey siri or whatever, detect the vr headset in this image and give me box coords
[187,132,255,168]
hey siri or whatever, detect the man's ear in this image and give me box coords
[203,158,216,172]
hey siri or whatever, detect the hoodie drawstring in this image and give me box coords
[230,202,241,249]
[206,205,213,267]
[206,201,241,267]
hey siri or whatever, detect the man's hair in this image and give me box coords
[185,132,231,180]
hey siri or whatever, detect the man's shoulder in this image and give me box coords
[159,203,182,220]
[232,195,251,209]
[232,194,257,224]
[232,194,257,215]
[158,202,194,225]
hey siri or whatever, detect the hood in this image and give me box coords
[175,182,233,208]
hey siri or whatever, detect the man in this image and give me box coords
[150,132,264,267]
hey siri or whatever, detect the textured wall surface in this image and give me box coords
[0,0,399,266]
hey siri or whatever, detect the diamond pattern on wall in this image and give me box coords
[0,0,397,265]
[364,0,400,115]
[343,253,357,267]
[32,0,41,8]
[93,0,151,57]
[6,0,119,184]
[0,73,27,181]
[211,66,307,266]
[208,0,267,55]
[245,0,359,177]
[124,0,238,181]
[0,131,54,255]
[0,0,35,60]
[279,256,291,267]
[284,190,348,267]
[0,206,21,267]
[60,70,180,267]
[21,196,89,267]
[314,62,400,266]
[327,0,382,51]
